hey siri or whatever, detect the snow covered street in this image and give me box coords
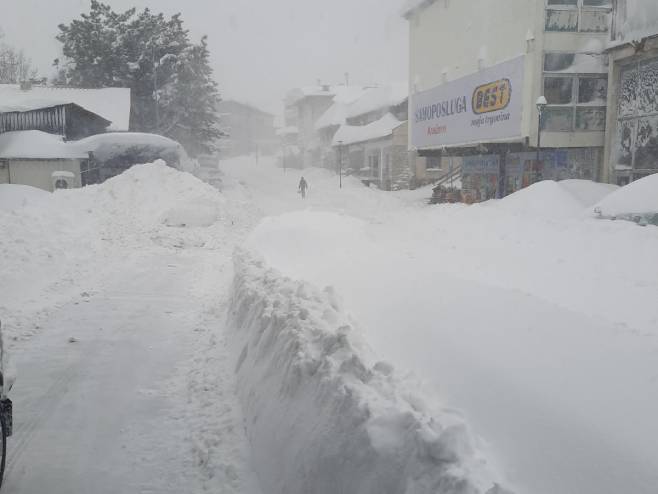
[1,157,658,494]
[0,163,262,493]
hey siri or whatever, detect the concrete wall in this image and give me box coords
[3,159,82,191]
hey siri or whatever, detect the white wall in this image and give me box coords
[7,159,82,191]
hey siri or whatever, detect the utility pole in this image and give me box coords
[152,41,160,132]
[536,96,547,184]
[338,141,343,189]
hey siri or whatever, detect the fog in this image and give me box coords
[1,0,408,113]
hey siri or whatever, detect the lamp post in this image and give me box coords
[535,95,547,183]
[338,140,343,189]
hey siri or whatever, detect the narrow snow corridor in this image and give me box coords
[2,245,261,494]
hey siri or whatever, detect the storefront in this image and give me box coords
[611,53,658,184]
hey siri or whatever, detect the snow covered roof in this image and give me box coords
[345,83,408,119]
[610,0,658,48]
[276,126,299,136]
[0,84,131,131]
[0,130,89,160]
[332,113,404,146]
[286,85,371,107]
[315,87,371,131]
[73,132,183,162]
[400,0,437,18]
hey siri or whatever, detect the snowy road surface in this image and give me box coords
[3,250,261,494]
[1,165,263,493]
[2,157,658,494]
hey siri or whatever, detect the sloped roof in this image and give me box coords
[218,99,274,117]
[0,130,89,159]
[345,83,408,119]
[0,84,131,131]
[286,84,371,107]
[315,87,371,131]
[400,0,437,19]
[332,113,404,146]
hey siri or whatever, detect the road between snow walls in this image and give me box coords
[227,248,513,494]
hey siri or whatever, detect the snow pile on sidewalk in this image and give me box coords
[72,160,225,232]
[1,162,235,341]
[228,250,511,494]
[489,179,618,218]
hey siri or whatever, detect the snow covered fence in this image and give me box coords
[228,250,511,494]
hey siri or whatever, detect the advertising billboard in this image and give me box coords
[411,56,525,149]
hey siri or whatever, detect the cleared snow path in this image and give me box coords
[1,164,263,493]
[3,249,261,494]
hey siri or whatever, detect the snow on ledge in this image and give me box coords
[228,250,511,494]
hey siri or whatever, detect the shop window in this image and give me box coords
[638,59,658,115]
[634,117,658,169]
[615,59,658,179]
[545,0,611,33]
[619,67,639,117]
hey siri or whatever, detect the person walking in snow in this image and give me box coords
[298,176,308,199]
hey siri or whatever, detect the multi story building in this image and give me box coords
[403,0,613,201]
[284,84,369,169]
[330,84,419,190]
[603,0,658,185]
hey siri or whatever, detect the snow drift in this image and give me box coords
[592,172,658,216]
[0,161,232,340]
[228,250,511,494]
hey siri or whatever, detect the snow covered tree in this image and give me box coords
[55,1,221,156]
[0,32,38,83]
[158,37,222,156]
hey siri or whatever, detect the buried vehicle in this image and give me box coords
[72,132,198,185]
[592,173,658,227]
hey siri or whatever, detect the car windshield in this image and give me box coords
[1,1,657,494]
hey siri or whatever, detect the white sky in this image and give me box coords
[1,0,409,116]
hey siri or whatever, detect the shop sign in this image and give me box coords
[411,56,525,149]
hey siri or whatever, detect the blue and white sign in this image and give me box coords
[411,56,525,149]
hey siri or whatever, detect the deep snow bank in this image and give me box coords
[489,179,618,218]
[1,161,238,341]
[228,250,511,494]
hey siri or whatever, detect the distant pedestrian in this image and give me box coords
[298,176,308,199]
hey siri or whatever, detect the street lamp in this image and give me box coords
[337,140,343,189]
[535,95,547,183]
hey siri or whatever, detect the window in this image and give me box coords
[545,77,574,104]
[543,53,608,132]
[615,59,658,177]
[545,0,611,33]
[542,75,608,131]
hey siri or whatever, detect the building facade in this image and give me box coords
[330,86,418,190]
[404,0,613,200]
[602,0,658,185]
[284,84,371,169]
